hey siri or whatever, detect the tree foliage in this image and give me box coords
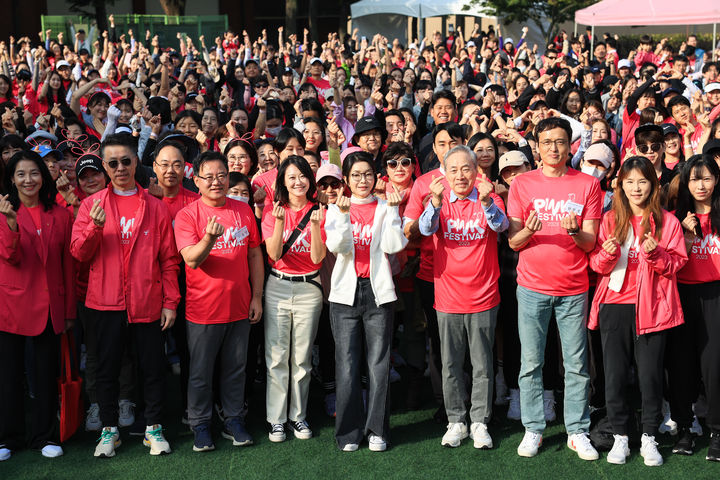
[467,0,596,43]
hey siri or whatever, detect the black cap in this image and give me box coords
[703,139,720,155]
[16,69,32,81]
[76,153,104,177]
[634,123,663,139]
[244,58,259,66]
[661,123,680,137]
[351,116,386,144]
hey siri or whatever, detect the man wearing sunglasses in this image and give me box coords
[71,134,181,459]
[634,124,673,186]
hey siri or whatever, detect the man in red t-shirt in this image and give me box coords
[418,145,509,449]
[174,151,264,452]
[507,118,601,461]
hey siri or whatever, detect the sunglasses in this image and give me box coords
[105,158,133,169]
[637,143,662,154]
[318,179,342,189]
[387,157,412,169]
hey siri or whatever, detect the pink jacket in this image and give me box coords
[0,205,76,335]
[71,184,180,323]
[588,210,687,335]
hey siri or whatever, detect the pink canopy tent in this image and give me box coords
[574,0,720,59]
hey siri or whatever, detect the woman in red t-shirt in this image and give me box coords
[324,151,407,452]
[670,155,720,461]
[588,156,686,466]
[262,155,325,443]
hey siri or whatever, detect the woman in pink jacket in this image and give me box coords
[0,150,76,461]
[588,156,687,467]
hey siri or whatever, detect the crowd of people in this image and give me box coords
[1,15,720,469]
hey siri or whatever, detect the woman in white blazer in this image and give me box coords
[325,151,408,453]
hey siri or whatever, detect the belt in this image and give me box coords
[270,269,322,291]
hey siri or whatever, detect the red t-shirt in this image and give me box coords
[261,202,325,275]
[678,213,720,284]
[26,205,43,237]
[431,190,505,313]
[307,77,332,101]
[251,168,278,223]
[162,188,200,220]
[115,191,141,263]
[507,168,602,296]
[350,199,377,278]
[174,198,261,324]
[604,215,643,304]
[405,168,444,282]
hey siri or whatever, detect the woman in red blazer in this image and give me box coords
[0,150,76,462]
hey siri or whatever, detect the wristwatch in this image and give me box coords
[567,226,580,236]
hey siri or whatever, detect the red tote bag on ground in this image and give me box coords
[58,331,83,443]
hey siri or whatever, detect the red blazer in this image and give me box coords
[70,184,181,323]
[0,204,76,335]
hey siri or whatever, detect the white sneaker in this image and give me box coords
[269,423,286,443]
[659,400,677,436]
[0,446,9,461]
[368,434,387,452]
[543,390,556,423]
[342,443,359,452]
[495,368,508,406]
[690,416,704,436]
[470,422,493,449]
[85,403,101,432]
[607,435,630,465]
[41,444,64,458]
[517,430,543,457]
[94,427,121,458]
[507,389,521,421]
[441,422,468,447]
[567,433,599,461]
[143,424,171,455]
[640,434,663,466]
[118,400,135,428]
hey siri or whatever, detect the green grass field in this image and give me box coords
[2,366,719,480]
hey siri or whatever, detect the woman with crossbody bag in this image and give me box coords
[262,155,326,443]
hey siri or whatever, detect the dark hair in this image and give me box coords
[300,98,324,119]
[4,150,56,211]
[559,88,584,117]
[273,128,306,153]
[175,109,202,129]
[535,117,572,143]
[302,117,328,152]
[228,172,252,192]
[612,156,664,242]
[432,122,464,142]
[154,140,187,164]
[636,127,664,146]
[0,134,27,155]
[414,79,433,92]
[0,74,13,102]
[467,132,500,181]
[676,155,720,235]
[273,155,317,205]
[667,95,691,114]
[223,138,259,176]
[384,109,405,124]
[381,141,416,175]
[43,70,68,108]
[101,134,138,158]
[192,150,228,176]
[342,151,376,191]
[431,90,457,108]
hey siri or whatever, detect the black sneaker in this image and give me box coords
[222,418,253,446]
[707,433,720,462]
[672,428,695,455]
[192,423,215,452]
[290,420,313,440]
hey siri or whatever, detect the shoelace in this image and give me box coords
[98,430,116,444]
[87,404,100,416]
[272,424,285,433]
[521,433,541,446]
[146,426,164,441]
[119,402,135,416]
[293,421,309,431]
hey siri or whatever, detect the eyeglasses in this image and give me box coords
[227,154,250,162]
[350,172,375,182]
[196,173,228,183]
[539,139,568,149]
[318,179,342,189]
[637,143,662,154]
[154,161,184,171]
[105,158,133,169]
[387,157,412,169]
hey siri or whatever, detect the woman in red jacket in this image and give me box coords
[0,150,76,461]
[670,154,720,462]
[589,156,686,467]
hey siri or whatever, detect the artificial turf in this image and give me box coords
[2,365,719,480]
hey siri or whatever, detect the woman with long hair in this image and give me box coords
[263,155,325,443]
[325,151,407,452]
[0,150,75,461]
[224,138,259,178]
[588,156,687,466]
[668,155,720,461]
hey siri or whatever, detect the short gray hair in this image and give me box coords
[443,145,477,168]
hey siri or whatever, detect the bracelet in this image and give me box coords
[567,227,580,236]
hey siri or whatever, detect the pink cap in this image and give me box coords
[340,146,364,165]
[316,163,343,182]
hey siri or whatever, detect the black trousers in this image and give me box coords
[91,309,166,427]
[0,320,59,450]
[416,278,443,405]
[600,304,666,435]
[317,302,336,392]
[670,282,720,433]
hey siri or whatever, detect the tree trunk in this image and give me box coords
[338,0,350,39]
[95,1,108,33]
[285,0,297,38]
[159,0,186,16]
[308,0,318,44]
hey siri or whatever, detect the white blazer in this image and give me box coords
[325,198,409,306]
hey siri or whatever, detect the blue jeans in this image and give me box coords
[516,285,590,434]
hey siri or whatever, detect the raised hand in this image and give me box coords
[642,232,658,253]
[336,194,350,213]
[89,199,106,227]
[0,194,17,230]
[561,212,579,233]
[386,184,403,207]
[205,215,225,239]
[524,209,542,233]
[429,175,445,207]
[682,212,699,234]
[601,235,618,255]
[477,174,494,206]
[271,201,285,221]
[310,206,324,224]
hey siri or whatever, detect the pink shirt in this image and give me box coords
[251,168,278,223]
[604,216,643,304]
[116,191,141,264]
[404,168,444,282]
[678,213,720,284]
[507,168,602,296]
[262,202,325,275]
[350,200,378,278]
